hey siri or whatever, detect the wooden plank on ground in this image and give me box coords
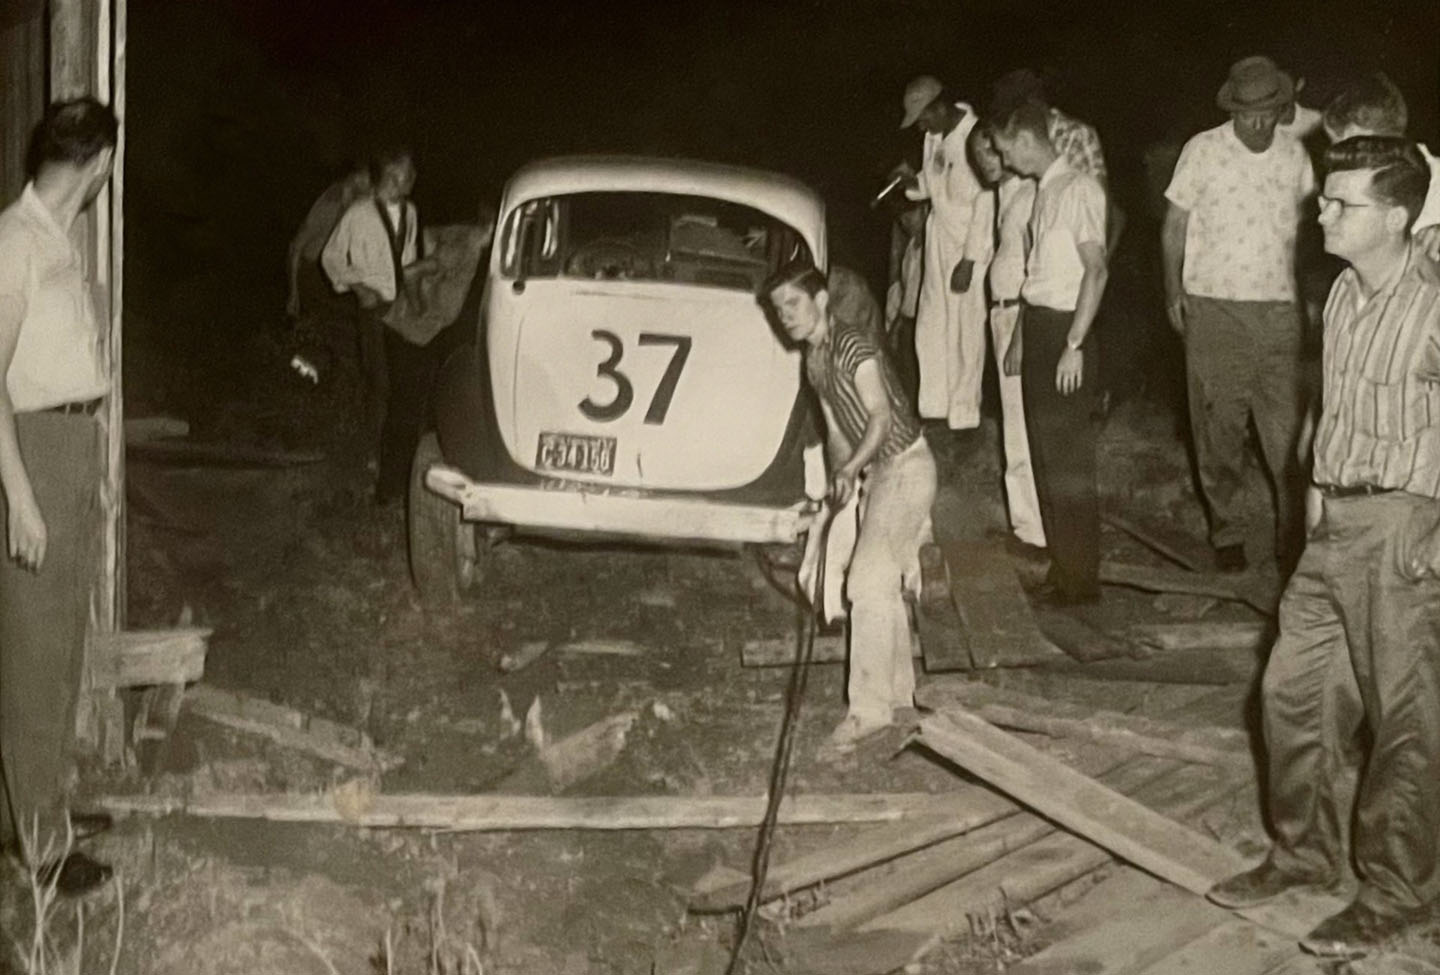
[1034,607,1141,662]
[89,627,209,689]
[95,790,979,831]
[739,632,920,668]
[915,709,1250,895]
[184,685,401,772]
[942,538,1063,668]
[916,681,1252,770]
[1135,918,1301,975]
[1100,561,1278,615]
[794,756,1176,931]
[862,761,1230,935]
[690,750,1129,913]
[1129,621,1268,652]
[765,927,935,975]
[1102,508,1212,572]
[1002,868,1230,975]
[1029,645,1262,685]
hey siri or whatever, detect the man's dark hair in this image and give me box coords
[989,67,1050,121]
[1324,136,1431,229]
[368,146,413,185]
[759,258,827,303]
[995,98,1051,144]
[1323,73,1408,137]
[32,98,118,168]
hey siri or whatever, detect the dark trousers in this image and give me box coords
[1183,296,1305,556]
[1020,303,1100,598]
[0,412,99,854]
[1263,492,1440,914]
[889,315,919,406]
[358,302,390,450]
[376,321,466,503]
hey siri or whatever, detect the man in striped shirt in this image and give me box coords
[1208,137,1440,959]
[762,260,935,753]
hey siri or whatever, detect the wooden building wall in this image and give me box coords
[0,2,46,203]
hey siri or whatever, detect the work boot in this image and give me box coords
[1207,858,1333,909]
[1300,900,1427,959]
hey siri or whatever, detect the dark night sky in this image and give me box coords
[121,0,1440,362]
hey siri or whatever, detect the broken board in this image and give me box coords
[1102,508,1213,572]
[940,538,1063,669]
[1100,561,1278,616]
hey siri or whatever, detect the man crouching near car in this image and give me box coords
[761,259,936,755]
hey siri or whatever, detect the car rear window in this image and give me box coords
[499,192,812,291]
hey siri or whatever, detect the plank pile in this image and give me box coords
[686,681,1433,974]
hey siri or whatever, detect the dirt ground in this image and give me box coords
[0,332,1339,975]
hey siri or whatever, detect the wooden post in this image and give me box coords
[0,4,45,202]
[51,0,128,755]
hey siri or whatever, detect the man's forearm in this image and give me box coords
[1067,266,1108,347]
[843,413,891,475]
[1161,209,1187,301]
[0,394,34,513]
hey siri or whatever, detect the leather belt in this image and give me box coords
[990,297,1022,309]
[1316,482,1395,498]
[44,398,102,416]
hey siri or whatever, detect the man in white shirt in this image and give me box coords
[321,148,427,495]
[898,76,991,430]
[1321,72,1440,256]
[992,102,1109,604]
[0,99,117,892]
[969,127,1046,552]
[1163,56,1315,574]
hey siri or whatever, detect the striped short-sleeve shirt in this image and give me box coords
[1312,245,1440,498]
[805,316,922,466]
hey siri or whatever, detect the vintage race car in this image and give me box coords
[409,156,827,601]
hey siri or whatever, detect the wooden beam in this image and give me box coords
[915,681,1253,770]
[691,749,1130,913]
[915,709,1250,896]
[1002,868,1232,975]
[1029,645,1262,685]
[1100,562,1277,616]
[92,790,989,831]
[794,756,1176,932]
[740,632,919,668]
[1128,621,1268,652]
[1034,607,1140,662]
[862,760,1231,935]
[89,627,208,689]
[942,538,1061,668]
[184,685,401,773]
[1102,509,1211,572]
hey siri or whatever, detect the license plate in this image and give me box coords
[536,431,616,476]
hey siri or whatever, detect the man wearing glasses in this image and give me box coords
[1163,56,1315,574]
[1208,137,1440,959]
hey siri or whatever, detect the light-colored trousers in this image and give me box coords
[989,303,1046,547]
[846,438,937,722]
[915,220,987,430]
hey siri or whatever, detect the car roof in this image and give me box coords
[499,155,827,262]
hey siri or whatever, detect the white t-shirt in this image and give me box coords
[1020,158,1106,312]
[989,176,1037,301]
[1165,121,1315,302]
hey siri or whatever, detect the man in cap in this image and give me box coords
[1208,136,1440,960]
[898,76,991,431]
[1163,56,1315,574]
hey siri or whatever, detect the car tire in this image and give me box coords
[408,432,484,604]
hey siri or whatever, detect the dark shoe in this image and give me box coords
[1207,859,1332,909]
[1300,900,1425,959]
[1215,544,1248,573]
[917,543,950,610]
[37,851,113,898]
[1004,536,1050,563]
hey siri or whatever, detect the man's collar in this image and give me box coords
[1038,155,1069,187]
[20,183,72,242]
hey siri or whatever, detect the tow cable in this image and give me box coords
[725,510,830,975]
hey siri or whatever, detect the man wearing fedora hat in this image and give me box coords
[1163,55,1315,574]
[897,76,991,431]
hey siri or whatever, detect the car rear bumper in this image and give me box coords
[425,464,819,545]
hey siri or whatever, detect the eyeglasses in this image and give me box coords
[1318,195,1379,214]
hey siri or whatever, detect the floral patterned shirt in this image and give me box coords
[1165,121,1315,302]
